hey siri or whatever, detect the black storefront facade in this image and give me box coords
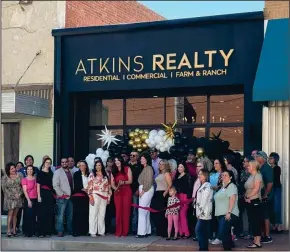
[52,11,264,163]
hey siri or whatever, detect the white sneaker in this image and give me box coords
[211,238,222,245]
[91,234,97,237]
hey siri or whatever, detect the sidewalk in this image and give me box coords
[1,233,289,251]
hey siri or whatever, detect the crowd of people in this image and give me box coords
[1,148,284,251]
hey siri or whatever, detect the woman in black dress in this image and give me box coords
[37,157,55,237]
[72,160,90,236]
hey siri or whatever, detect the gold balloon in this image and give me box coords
[142,143,147,149]
[134,137,141,143]
[128,140,134,146]
[133,145,137,149]
[196,147,204,156]
[144,129,149,134]
[129,132,135,138]
[134,128,140,133]
[139,129,144,134]
[134,132,139,137]
[137,143,142,148]
[137,148,142,152]
[141,134,148,140]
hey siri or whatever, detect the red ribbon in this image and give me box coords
[89,193,108,200]
[41,185,70,199]
[131,198,193,213]
[72,193,87,197]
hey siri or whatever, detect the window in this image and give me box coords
[90,99,123,126]
[210,127,243,151]
[126,98,164,125]
[166,96,207,124]
[210,94,244,123]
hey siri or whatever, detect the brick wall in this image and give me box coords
[264,1,289,19]
[65,1,164,28]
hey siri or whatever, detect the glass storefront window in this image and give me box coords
[176,127,206,138]
[210,94,244,123]
[166,96,207,124]
[126,98,164,125]
[90,99,123,126]
[210,127,243,151]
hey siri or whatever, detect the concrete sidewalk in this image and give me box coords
[1,233,289,251]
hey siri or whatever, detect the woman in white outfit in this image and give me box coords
[88,160,111,237]
[136,153,154,238]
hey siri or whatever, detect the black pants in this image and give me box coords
[151,191,168,237]
[23,199,37,236]
[16,208,23,230]
[210,203,218,239]
[219,214,238,251]
[105,193,115,234]
[72,196,89,235]
[246,199,262,237]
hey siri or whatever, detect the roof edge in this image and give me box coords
[52,11,264,37]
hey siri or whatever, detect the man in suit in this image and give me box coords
[53,158,73,237]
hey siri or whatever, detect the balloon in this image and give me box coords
[160,146,165,152]
[137,148,142,152]
[128,140,134,146]
[150,139,155,145]
[139,129,144,134]
[145,139,150,144]
[129,132,135,138]
[158,130,166,136]
[133,145,137,149]
[134,137,141,143]
[159,142,164,147]
[104,150,109,156]
[134,128,140,133]
[149,130,158,138]
[164,143,169,149]
[142,143,147,149]
[154,135,162,143]
[137,143,142,148]
[174,138,181,145]
[169,146,177,153]
[144,129,149,134]
[96,148,104,156]
[156,144,160,150]
[141,134,148,140]
[174,132,181,138]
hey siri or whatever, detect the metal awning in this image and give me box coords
[1,84,52,119]
[253,18,289,102]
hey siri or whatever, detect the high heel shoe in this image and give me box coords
[7,233,12,238]
[12,232,18,237]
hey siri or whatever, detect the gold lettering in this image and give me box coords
[133,56,144,72]
[166,53,176,70]
[100,58,110,74]
[153,54,165,71]
[119,57,130,72]
[194,52,204,68]
[220,49,234,67]
[75,59,87,75]
[87,58,97,74]
[204,51,217,67]
[177,53,192,70]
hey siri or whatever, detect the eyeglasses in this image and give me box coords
[130,155,136,157]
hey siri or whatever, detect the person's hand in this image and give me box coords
[28,200,32,208]
[38,196,42,203]
[139,191,144,198]
[135,190,139,196]
[89,196,94,206]
[82,188,88,193]
[118,180,124,186]
[107,196,111,205]
[163,191,167,198]
[225,213,231,221]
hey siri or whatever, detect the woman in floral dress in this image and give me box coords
[2,163,23,237]
[88,160,111,237]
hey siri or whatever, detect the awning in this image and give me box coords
[253,18,289,102]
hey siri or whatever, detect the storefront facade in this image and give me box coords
[52,11,264,162]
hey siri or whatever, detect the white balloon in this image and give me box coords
[159,141,164,147]
[104,150,109,156]
[145,139,150,144]
[154,135,162,143]
[150,139,155,145]
[164,143,169,149]
[149,130,158,138]
[160,146,165,152]
[96,148,104,155]
[156,144,160,150]
[158,130,166,136]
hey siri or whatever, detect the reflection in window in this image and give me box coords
[210,95,244,123]
[166,96,207,124]
[90,99,123,126]
[126,98,164,125]
[210,127,243,151]
[177,127,205,139]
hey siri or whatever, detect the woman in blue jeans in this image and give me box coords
[195,169,213,251]
[214,170,239,251]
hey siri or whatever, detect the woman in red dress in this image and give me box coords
[111,156,132,237]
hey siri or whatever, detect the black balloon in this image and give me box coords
[169,146,177,153]
[174,138,181,145]
[174,132,181,138]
